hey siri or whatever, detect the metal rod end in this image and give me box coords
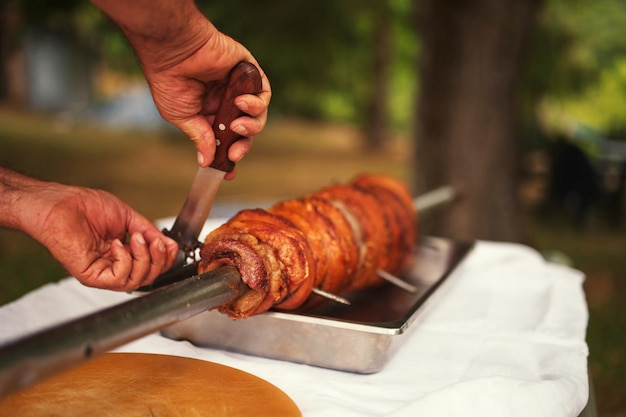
[311,288,351,305]
[376,269,419,293]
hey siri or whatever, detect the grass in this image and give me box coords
[0,107,624,415]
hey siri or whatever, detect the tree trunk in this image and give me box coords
[413,0,541,242]
[0,5,26,106]
[0,4,11,102]
[365,3,392,150]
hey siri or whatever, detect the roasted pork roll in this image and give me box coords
[198,174,417,319]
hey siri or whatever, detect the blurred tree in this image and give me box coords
[362,0,417,149]
[0,4,15,102]
[0,0,129,106]
[566,58,626,136]
[522,0,598,111]
[363,1,393,149]
[197,1,356,118]
[1,0,418,149]
[197,0,418,149]
[529,0,626,136]
[2,0,109,54]
[413,0,542,242]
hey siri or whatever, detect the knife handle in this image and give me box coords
[210,61,263,172]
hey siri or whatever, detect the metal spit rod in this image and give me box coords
[414,185,456,213]
[0,266,245,399]
[0,185,455,400]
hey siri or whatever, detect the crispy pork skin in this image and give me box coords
[198,174,417,318]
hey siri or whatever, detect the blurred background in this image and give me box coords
[0,0,625,414]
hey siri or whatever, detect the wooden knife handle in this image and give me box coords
[210,61,263,172]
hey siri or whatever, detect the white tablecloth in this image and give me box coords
[0,237,589,417]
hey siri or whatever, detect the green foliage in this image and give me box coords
[196,0,418,127]
[525,0,626,134]
[12,0,626,135]
[14,0,84,29]
[565,58,626,134]
[14,0,102,41]
[196,0,371,121]
[10,0,418,128]
[10,0,138,74]
[389,0,420,131]
[190,2,307,111]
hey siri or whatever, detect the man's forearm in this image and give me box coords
[0,167,35,230]
[89,0,215,69]
[90,0,200,40]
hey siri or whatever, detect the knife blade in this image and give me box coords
[165,62,263,265]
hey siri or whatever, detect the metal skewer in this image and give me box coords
[413,185,456,213]
[372,186,456,294]
[308,186,457,299]
[376,269,418,293]
[311,288,351,305]
[0,266,245,399]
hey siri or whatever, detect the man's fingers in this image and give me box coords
[176,117,216,167]
[227,137,253,164]
[230,114,264,137]
[127,232,151,289]
[142,238,169,286]
[235,95,268,117]
[108,238,133,290]
[79,236,176,291]
[126,215,179,286]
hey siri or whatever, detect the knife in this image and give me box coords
[165,61,263,267]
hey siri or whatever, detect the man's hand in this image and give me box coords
[3,172,179,291]
[140,30,271,177]
[90,0,272,175]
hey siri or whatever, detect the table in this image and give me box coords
[0,234,590,417]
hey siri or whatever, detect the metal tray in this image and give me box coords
[162,236,474,374]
